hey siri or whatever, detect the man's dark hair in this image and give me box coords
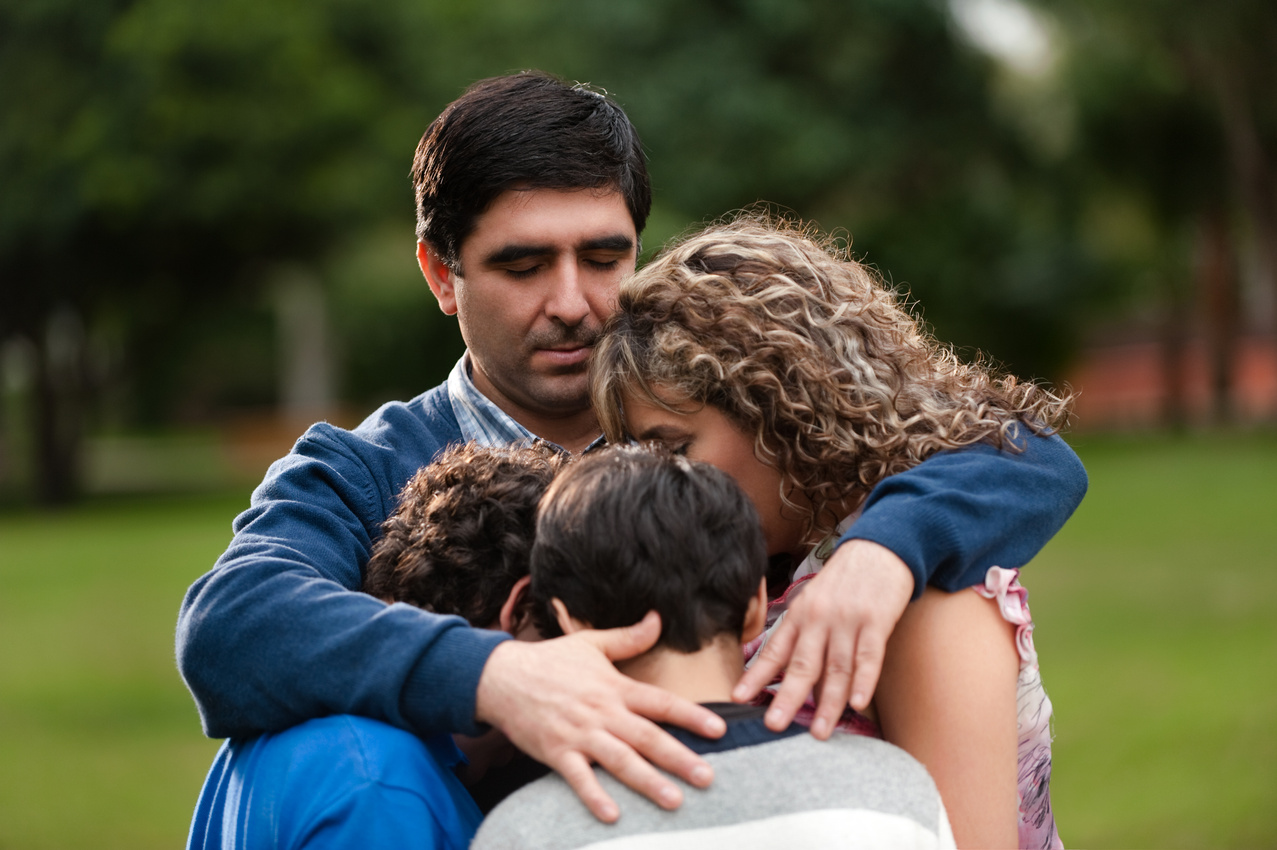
[363,441,565,627]
[411,70,652,272]
[530,446,767,652]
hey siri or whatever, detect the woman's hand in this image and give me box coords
[732,539,914,738]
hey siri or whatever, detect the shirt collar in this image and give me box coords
[446,353,607,454]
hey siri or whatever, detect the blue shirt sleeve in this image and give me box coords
[283,722,482,850]
[298,781,477,850]
[187,718,483,850]
[838,430,1087,597]
[176,400,510,740]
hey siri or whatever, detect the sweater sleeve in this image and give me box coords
[837,430,1087,598]
[175,402,509,740]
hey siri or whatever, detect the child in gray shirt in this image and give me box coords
[473,446,955,850]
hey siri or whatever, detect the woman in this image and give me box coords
[590,215,1076,849]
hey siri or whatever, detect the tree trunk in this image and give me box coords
[1160,279,1193,430]
[1198,208,1240,424]
[32,314,83,505]
[1202,55,1277,420]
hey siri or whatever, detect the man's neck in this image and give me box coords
[614,635,744,704]
[469,365,601,453]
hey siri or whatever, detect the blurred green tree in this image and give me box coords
[630,0,1088,378]
[1038,0,1277,424]
[1,0,448,501]
[4,0,1118,502]
[431,0,1093,379]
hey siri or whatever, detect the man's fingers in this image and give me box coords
[848,625,888,711]
[761,625,828,730]
[586,610,662,663]
[732,618,798,702]
[554,751,620,823]
[729,541,915,739]
[584,728,686,811]
[607,706,716,788]
[626,680,725,744]
[809,630,856,739]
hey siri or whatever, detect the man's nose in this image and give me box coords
[544,258,591,326]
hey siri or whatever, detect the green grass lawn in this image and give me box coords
[0,432,1274,848]
[0,492,243,850]
[1027,431,1277,848]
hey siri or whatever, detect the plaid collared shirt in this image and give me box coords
[445,353,607,454]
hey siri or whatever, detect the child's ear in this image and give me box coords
[741,577,769,643]
[497,576,533,634]
[551,598,592,636]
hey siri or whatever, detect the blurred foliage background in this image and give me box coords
[2,0,1276,847]
[3,0,1274,505]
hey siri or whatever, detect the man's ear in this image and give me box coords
[551,598,592,636]
[417,242,459,316]
[497,575,533,635]
[741,577,769,643]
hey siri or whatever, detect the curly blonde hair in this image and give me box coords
[591,215,1072,542]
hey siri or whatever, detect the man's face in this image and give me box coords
[422,188,637,425]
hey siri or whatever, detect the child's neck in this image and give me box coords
[614,634,744,704]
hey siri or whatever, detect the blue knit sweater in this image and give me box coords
[176,381,1086,740]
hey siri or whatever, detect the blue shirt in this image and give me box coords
[187,716,482,850]
[447,354,607,453]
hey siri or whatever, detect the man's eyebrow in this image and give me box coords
[482,234,636,266]
[579,234,635,253]
[482,244,555,266]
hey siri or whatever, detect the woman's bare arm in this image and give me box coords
[875,587,1020,850]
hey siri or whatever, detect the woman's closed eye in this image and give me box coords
[635,436,690,456]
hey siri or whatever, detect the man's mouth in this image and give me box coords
[530,328,599,364]
[535,345,593,366]
[541,342,595,354]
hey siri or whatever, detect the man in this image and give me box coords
[187,442,562,849]
[473,446,955,849]
[176,70,1085,830]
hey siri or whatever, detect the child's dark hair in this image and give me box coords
[530,445,767,652]
[363,441,565,627]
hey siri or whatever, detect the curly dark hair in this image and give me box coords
[362,441,566,628]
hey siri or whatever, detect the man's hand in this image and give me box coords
[475,611,725,822]
[732,540,914,738]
